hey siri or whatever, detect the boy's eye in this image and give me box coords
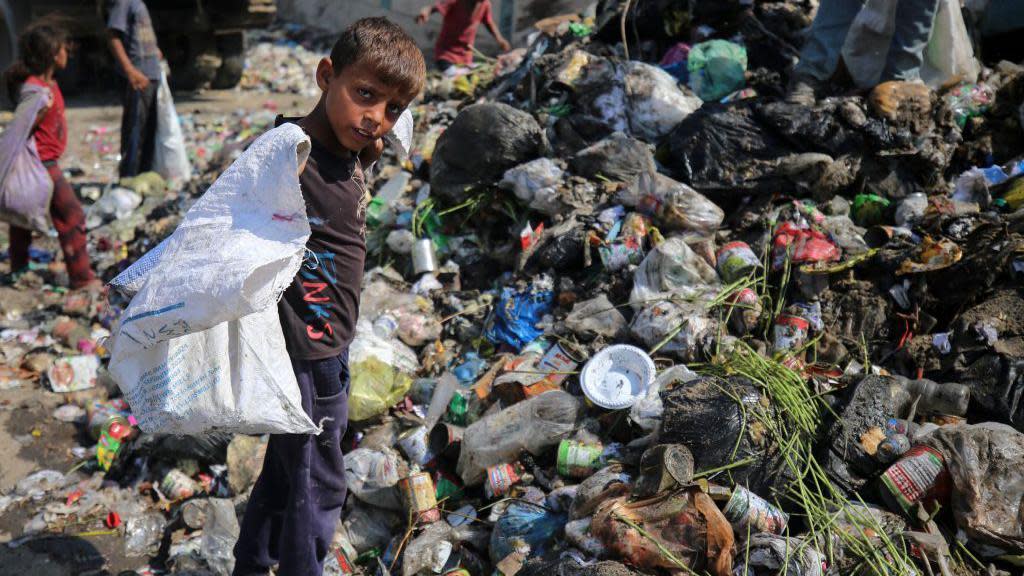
[387,104,404,116]
[357,88,373,100]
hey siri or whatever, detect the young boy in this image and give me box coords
[416,0,511,70]
[106,0,163,177]
[232,17,425,576]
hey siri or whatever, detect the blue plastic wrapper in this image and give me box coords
[485,286,554,350]
[489,501,567,563]
[453,351,487,384]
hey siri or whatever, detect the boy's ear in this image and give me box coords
[315,57,334,91]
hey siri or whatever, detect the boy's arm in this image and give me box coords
[483,5,511,52]
[416,0,454,24]
[108,34,150,90]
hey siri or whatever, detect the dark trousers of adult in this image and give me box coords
[8,162,95,288]
[232,351,350,576]
[119,80,158,178]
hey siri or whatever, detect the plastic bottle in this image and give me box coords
[124,512,164,557]
[200,498,240,576]
[366,172,411,227]
[897,377,970,416]
[456,390,582,485]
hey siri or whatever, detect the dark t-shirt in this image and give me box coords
[277,119,367,360]
[107,0,162,80]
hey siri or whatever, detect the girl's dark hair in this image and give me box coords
[4,22,68,103]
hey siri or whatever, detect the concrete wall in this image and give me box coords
[275,0,591,61]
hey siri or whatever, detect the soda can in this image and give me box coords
[880,445,951,513]
[399,472,440,524]
[716,241,760,283]
[161,468,199,500]
[412,238,438,275]
[772,314,810,352]
[87,399,131,440]
[484,463,521,499]
[722,485,789,534]
[397,426,435,467]
[556,440,603,478]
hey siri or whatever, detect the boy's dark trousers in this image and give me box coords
[119,80,158,178]
[232,351,350,576]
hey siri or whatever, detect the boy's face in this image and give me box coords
[54,44,68,70]
[316,57,412,153]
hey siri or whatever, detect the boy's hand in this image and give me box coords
[498,39,511,52]
[128,67,150,91]
[358,138,385,168]
[416,6,431,24]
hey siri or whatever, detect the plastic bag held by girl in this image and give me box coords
[108,123,316,435]
[0,83,54,233]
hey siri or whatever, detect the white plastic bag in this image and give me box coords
[921,0,980,88]
[630,236,720,310]
[153,66,192,182]
[108,123,316,435]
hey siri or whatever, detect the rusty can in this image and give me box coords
[397,426,435,466]
[722,485,789,534]
[716,241,760,283]
[429,422,465,459]
[484,463,521,499]
[633,444,695,498]
[399,472,440,524]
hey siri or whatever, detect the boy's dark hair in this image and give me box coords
[330,17,425,100]
[4,21,68,102]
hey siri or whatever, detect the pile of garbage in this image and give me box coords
[238,24,331,96]
[5,3,1024,576]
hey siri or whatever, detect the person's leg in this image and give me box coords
[792,0,867,83]
[233,353,349,576]
[119,84,144,178]
[46,163,95,288]
[138,82,159,174]
[7,224,31,274]
[275,352,349,576]
[881,0,941,81]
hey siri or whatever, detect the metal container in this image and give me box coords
[633,443,695,498]
[412,238,438,275]
[556,440,603,478]
[484,463,521,499]
[397,426,435,466]
[722,485,789,534]
[398,472,440,524]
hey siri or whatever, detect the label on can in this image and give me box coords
[161,469,198,500]
[880,445,950,513]
[773,314,810,352]
[399,472,440,523]
[722,485,789,534]
[716,241,760,283]
[323,547,355,576]
[398,426,434,466]
[485,463,520,499]
[537,342,579,387]
[557,440,603,478]
[96,420,131,471]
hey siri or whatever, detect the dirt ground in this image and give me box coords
[0,86,318,576]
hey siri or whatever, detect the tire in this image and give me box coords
[211,31,245,89]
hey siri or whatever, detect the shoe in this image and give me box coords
[786,79,817,106]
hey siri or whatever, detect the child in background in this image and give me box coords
[3,22,97,289]
[231,17,425,576]
[417,0,511,70]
